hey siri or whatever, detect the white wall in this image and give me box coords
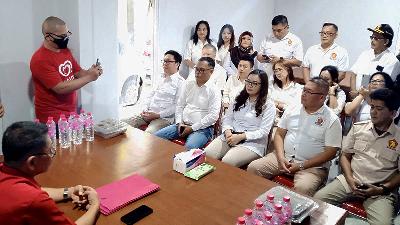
[274,0,400,65]
[156,0,275,78]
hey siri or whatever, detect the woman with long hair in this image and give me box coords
[183,20,217,72]
[223,31,257,77]
[205,69,275,167]
[319,65,346,116]
[217,24,235,65]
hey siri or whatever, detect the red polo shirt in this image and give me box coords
[0,163,75,225]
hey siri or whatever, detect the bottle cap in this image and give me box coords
[237,217,245,224]
[47,116,53,121]
[283,196,291,202]
[267,194,274,201]
[264,211,273,220]
[244,208,252,216]
[34,119,40,123]
[274,203,282,210]
[255,200,263,208]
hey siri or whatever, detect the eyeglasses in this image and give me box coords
[47,31,72,40]
[319,31,336,37]
[302,89,323,96]
[162,60,176,64]
[370,36,385,41]
[194,67,212,74]
[245,79,261,87]
[32,147,57,158]
[370,79,385,84]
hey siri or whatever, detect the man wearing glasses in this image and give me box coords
[347,24,398,93]
[30,16,103,123]
[248,77,342,196]
[124,50,184,133]
[0,121,99,225]
[256,15,303,82]
[303,23,349,81]
[155,57,221,150]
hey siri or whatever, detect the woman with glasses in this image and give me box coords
[204,69,275,167]
[270,59,303,118]
[319,65,346,116]
[345,71,394,122]
[217,24,235,66]
[184,20,217,73]
[223,31,257,77]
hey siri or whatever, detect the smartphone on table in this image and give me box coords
[121,205,153,224]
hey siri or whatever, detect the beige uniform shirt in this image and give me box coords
[337,120,400,192]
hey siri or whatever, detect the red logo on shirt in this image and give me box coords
[58,60,73,77]
[315,117,324,126]
[330,53,337,60]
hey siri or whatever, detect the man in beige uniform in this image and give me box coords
[315,88,400,225]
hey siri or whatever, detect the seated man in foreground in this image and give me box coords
[155,57,221,150]
[0,121,99,225]
[314,88,400,225]
[247,77,342,196]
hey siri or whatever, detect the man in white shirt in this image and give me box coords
[256,15,303,81]
[187,44,227,93]
[348,24,398,92]
[248,77,342,196]
[124,50,184,133]
[303,23,349,82]
[155,57,222,150]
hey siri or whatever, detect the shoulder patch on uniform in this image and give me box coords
[353,120,370,125]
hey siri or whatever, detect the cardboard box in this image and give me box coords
[173,149,206,174]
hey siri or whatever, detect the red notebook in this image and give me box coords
[96,174,160,215]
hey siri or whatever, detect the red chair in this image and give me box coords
[341,201,367,219]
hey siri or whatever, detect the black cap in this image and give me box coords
[368,24,394,40]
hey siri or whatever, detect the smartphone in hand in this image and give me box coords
[357,184,368,190]
[179,125,185,135]
[121,205,153,224]
[262,54,271,61]
[95,58,101,66]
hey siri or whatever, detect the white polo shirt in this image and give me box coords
[269,82,303,109]
[278,104,342,168]
[303,43,349,78]
[223,74,245,104]
[184,39,219,73]
[258,32,303,81]
[350,49,398,89]
[187,63,227,91]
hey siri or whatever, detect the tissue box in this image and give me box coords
[173,149,206,174]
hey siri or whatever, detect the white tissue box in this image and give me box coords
[173,149,206,174]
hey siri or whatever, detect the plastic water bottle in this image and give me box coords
[244,209,254,225]
[72,115,83,145]
[85,112,95,141]
[253,200,265,221]
[68,112,76,144]
[253,219,264,225]
[46,117,57,150]
[58,115,71,148]
[33,118,40,123]
[272,203,285,225]
[79,109,87,140]
[263,211,273,225]
[282,196,292,222]
[236,216,246,225]
[264,194,275,212]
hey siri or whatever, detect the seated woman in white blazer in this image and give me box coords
[204,69,276,167]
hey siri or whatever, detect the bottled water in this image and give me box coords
[72,114,83,145]
[85,112,95,141]
[264,194,275,212]
[253,200,265,221]
[282,196,292,222]
[244,209,254,225]
[236,216,246,225]
[58,115,71,149]
[79,109,87,140]
[272,203,285,225]
[253,219,264,225]
[46,117,57,150]
[68,112,76,144]
[262,211,273,225]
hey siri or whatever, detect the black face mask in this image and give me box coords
[53,37,69,49]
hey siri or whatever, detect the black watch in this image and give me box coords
[63,187,69,200]
[378,184,391,195]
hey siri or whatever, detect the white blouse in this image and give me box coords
[218,45,230,64]
[269,82,303,109]
[184,39,219,73]
[220,99,276,156]
[222,74,245,104]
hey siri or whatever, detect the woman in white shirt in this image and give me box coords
[184,20,216,72]
[319,65,347,116]
[345,71,394,122]
[270,60,303,117]
[217,24,235,66]
[205,69,276,167]
[223,31,257,77]
[222,55,254,110]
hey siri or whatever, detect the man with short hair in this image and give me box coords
[155,57,221,150]
[348,24,398,92]
[303,23,349,81]
[315,88,400,225]
[125,50,185,133]
[0,121,99,225]
[30,16,103,123]
[248,77,342,196]
[256,15,303,82]
[187,44,227,92]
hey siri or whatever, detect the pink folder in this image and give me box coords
[96,174,160,215]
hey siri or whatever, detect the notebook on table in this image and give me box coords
[96,174,160,215]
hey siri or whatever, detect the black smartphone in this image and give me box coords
[96,58,101,66]
[262,54,270,61]
[121,205,153,224]
[179,125,185,134]
[357,184,368,190]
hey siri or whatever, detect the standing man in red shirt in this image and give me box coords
[30,16,103,122]
[0,121,100,224]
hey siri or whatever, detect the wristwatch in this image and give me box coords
[378,183,391,195]
[299,161,305,170]
[63,187,69,200]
